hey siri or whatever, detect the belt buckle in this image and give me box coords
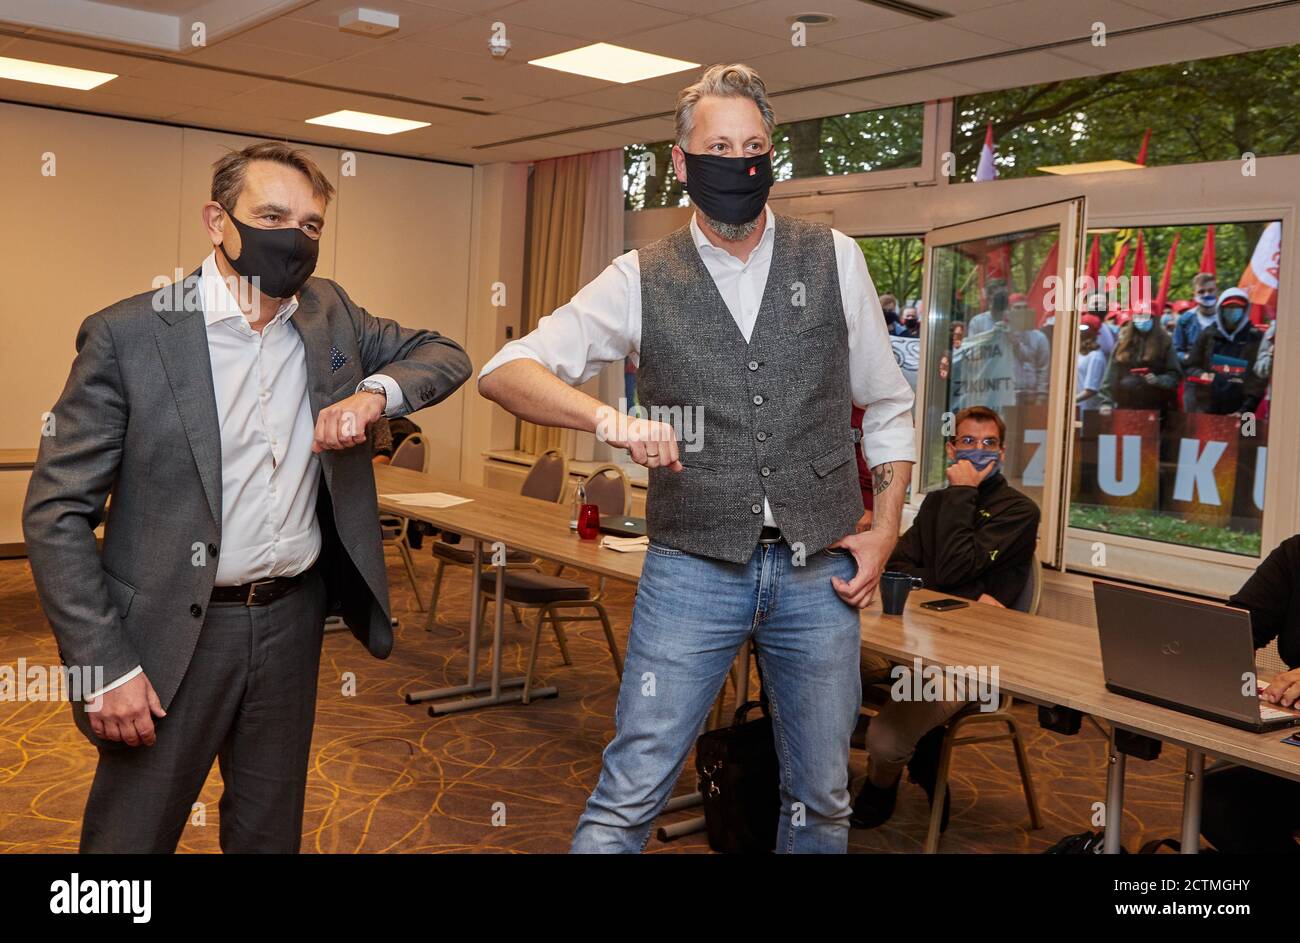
[245,578,276,606]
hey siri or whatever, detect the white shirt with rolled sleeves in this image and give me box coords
[479,207,916,525]
[88,252,406,701]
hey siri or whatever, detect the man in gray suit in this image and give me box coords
[23,141,471,853]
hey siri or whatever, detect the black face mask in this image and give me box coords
[682,151,772,225]
[218,210,319,299]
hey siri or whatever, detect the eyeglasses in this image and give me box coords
[954,436,1001,448]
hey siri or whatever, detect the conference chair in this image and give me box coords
[854,554,1044,853]
[423,448,568,630]
[474,464,629,703]
[380,433,428,610]
[919,553,1043,853]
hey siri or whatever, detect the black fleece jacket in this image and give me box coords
[1230,534,1300,670]
[888,472,1041,607]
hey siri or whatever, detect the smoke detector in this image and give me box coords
[339,8,400,37]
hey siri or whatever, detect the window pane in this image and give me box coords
[1069,222,1278,557]
[856,235,925,402]
[951,45,1300,183]
[775,103,924,180]
[921,226,1060,513]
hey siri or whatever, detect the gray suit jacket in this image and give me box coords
[23,270,472,711]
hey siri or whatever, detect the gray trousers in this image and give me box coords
[78,568,327,853]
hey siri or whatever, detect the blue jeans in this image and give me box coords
[571,540,862,853]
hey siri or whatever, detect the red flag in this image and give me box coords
[1135,128,1151,166]
[1130,232,1150,312]
[1029,238,1059,327]
[986,241,1011,282]
[1086,236,1101,283]
[1199,225,1216,276]
[1154,232,1181,314]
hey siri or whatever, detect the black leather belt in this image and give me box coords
[210,570,310,606]
[757,526,782,544]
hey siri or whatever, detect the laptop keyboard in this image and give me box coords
[1260,704,1296,720]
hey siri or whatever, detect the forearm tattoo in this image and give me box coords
[871,463,894,496]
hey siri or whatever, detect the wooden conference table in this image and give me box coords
[375,465,643,715]
[375,466,1300,852]
[861,589,1300,854]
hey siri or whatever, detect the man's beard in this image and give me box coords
[703,213,761,242]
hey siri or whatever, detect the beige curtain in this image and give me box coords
[518,149,625,458]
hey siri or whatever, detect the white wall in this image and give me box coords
[0,101,476,547]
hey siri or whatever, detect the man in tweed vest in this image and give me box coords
[479,64,915,853]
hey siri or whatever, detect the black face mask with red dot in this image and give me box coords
[681,151,773,225]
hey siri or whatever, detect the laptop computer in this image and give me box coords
[598,515,647,538]
[1093,581,1300,733]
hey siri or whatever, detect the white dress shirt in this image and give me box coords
[91,253,405,699]
[479,207,916,526]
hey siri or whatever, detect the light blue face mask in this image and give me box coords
[1220,305,1246,328]
[1133,316,1154,333]
[953,448,1002,477]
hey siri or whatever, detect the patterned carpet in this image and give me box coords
[0,546,1190,854]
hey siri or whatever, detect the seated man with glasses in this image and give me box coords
[851,405,1040,831]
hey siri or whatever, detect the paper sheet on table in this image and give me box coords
[380,492,473,509]
[601,535,649,552]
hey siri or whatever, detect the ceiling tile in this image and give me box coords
[486,0,684,40]
[945,0,1164,46]
[1198,5,1300,48]
[930,49,1104,91]
[707,0,917,42]
[128,59,271,93]
[472,138,587,160]
[425,109,558,144]
[617,17,789,63]
[604,115,675,143]
[625,0,751,13]
[1054,23,1247,73]
[398,15,588,59]
[287,60,542,110]
[559,82,675,113]
[88,74,241,110]
[345,38,606,94]
[822,22,1016,67]
[499,97,627,125]
[545,127,635,150]
[233,18,405,61]
[401,0,532,14]
[0,37,143,75]
[833,71,981,106]
[186,41,332,76]
[1117,0,1262,16]
[909,0,1024,10]
[737,47,879,92]
[284,0,468,33]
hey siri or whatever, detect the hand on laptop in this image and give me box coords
[1260,667,1300,707]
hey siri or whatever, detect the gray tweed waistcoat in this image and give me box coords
[636,213,863,564]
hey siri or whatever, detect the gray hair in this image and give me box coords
[675,64,775,150]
